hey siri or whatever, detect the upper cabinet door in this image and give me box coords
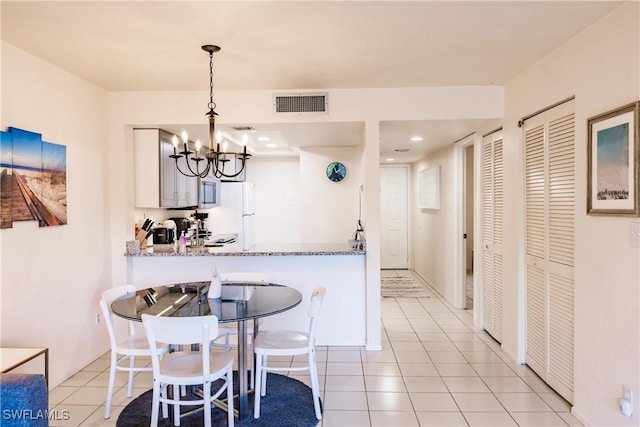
[159,130,179,208]
[134,128,198,209]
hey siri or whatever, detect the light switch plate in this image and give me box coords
[631,222,640,248]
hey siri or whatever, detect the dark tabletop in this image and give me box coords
[110,282,303,323]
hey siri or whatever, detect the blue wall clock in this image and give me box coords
[326,161,347,182]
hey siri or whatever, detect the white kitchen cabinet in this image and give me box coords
[133,128,198,209]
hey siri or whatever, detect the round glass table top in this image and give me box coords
[110,282,303,323]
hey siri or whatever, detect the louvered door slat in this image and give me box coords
[526,265,546,370]
[494,140,504,246]
[549,273,574,392]
[493,254,503,341]
[483,249,494,331]
[525,124,546,259]
[549,113,575,267]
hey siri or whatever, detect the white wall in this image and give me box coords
[411,146,457,300]
[0,42,110,387]
[300,146,363,244]
[502,4,639,426]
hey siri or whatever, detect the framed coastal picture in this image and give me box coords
[587,101,639,216]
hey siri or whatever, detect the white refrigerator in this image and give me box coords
[208,182,255,250]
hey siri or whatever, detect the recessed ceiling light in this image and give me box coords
[266,143,277,148]
[410,136,423,142]
[258,136,270,141]
[386,158,395,162]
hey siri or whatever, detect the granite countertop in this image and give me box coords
[125,242,366,257]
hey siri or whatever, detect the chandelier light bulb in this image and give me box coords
[171,135,178,147]
[181,130,188,143]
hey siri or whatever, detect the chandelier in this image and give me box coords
[169,44,251,179]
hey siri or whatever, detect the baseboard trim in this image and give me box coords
[570,407,591,426]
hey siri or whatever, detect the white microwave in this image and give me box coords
[198,176,220,209]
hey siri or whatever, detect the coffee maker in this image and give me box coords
[193,211,210,239]
[169,217,191,240]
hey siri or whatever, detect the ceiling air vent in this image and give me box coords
[231,126,255,131]
[273,92,328,114]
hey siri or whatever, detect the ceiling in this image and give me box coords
[1,1,622,162]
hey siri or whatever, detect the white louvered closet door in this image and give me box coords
[524,100,575,404]
[481,130,504,343]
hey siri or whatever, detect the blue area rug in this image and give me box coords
[116,372,321,426]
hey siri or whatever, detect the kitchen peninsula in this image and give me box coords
[125,242,366,346]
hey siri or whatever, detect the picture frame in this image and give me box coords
[587,101,639,216]
[419,165,440,210]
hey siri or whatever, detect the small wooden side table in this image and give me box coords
[0,347,49,386]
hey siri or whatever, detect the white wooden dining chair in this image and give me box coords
[100,285,170,420]
[253,285,326,420]
[142,314,235,427]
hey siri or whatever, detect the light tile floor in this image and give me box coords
[48,270,582,426]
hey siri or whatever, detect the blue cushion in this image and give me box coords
[0,373,48,427]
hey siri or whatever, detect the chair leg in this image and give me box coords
[127,356,135,397]
[173,384,180,426]
[260,354,267,396]
[308,352,322,420]
[253,352,263,419]
[104,351,117,419]
[150,382,161,427]
[203,380,212,427]
[227,368,234,427]
[249,351,255,389]
[161,384,169,419]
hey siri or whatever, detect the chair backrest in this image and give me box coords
[142,314,220,378]
[220,272,269,284]
[307,285,326,349]
[142,314,220,346]
[100,285,137,348]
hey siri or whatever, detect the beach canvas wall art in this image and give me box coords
[0,127,67,228]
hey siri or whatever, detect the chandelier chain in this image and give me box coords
[208,51,216,111]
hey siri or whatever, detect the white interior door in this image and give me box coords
[481,130,504,343]
[380,166,408,269]
[524,100,575,404]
